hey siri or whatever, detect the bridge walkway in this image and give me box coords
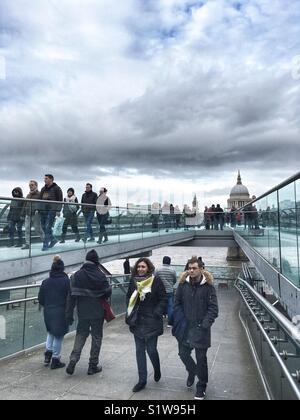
[0,287,266,400]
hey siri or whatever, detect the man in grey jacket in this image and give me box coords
[155,256,177,326]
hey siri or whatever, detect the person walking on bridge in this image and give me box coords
[96,187,112,244]
[173,256,218,400]
[7,187,25,248]
[38,255,70,370]
[39,174,63,251]
[155,256,177,327]
[66,249,112,376]
[126,258,167,393]
[22,180,44,250]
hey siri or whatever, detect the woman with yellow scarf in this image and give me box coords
[126,258,167,393]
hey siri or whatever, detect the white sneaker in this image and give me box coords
[194,391,206,400]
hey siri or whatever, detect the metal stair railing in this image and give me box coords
[235,277,300,400]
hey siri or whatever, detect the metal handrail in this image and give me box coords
[236,171,300,210]
[236,277,300,346]
[235,278,300,399]
[0,284,40,292]
[0,297,38,307]
[0,196,128,210]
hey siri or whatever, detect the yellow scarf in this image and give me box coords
[127,276,154,316]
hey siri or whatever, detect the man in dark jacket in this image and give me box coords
[66,249,112,376]
[81,183,98,242]
[174,257,218,400]
[39,174,63,251]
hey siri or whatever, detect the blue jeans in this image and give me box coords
[46,333,64,359]
[84,213,95,239]
[134,335,160,384]
[40,211,56,248]
[167,293,174,323]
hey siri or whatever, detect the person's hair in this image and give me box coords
[132,258,155,276]
[29,180,38,187]
[163,256,171,265]
[86,183,92,188]
[188,256,204,269]
[101,187,108,193]
[45,174,54,180]
[67,188,75,194]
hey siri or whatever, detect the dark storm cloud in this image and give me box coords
[0,0,300,185]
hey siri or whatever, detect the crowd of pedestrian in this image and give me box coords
[38,250,219,401]
[4,175,112,251]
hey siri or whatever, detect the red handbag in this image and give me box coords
[101,299,116,322]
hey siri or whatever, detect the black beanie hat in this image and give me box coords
[86,249,100,265]
[51,255,65,273]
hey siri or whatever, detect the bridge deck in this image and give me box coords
[0,288,266,400]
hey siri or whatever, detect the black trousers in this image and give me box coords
[178,342,208,392]
[70,318,104,367]
[134,335,160,384]
[62,214,79,236]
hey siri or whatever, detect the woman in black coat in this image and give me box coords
[126,258,167,393]
[38,255,70,369]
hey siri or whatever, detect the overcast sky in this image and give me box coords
[0,0,299,207]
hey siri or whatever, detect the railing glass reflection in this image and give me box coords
[231,173,300,288]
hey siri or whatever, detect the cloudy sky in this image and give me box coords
[0,0,299,208]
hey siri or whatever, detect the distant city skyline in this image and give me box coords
[1,1,299,202]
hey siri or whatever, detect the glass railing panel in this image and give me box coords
[278,182,299,286]
[109,275,129,316]
[118,210,144,243]
[141,212,159,238]
[23,299,45,349]
[0,301,25,358]
[296,179,300,287]
[0,287,26,304]
[30,201,85,257]
[0,198,30,261]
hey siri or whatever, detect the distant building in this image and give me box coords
[227,171,252,209]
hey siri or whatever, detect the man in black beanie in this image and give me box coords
[66,249,112,376]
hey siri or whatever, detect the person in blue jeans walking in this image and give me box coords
[155,256,177,327]
[38,255,70,369]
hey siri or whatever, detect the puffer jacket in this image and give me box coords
[126,276,167,339]
[174,270,218,349]
[7,188,25,222]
